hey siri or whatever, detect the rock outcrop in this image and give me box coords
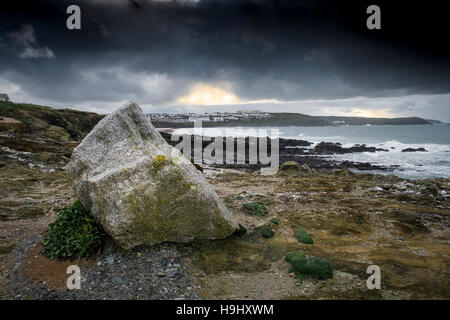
[66,103,239,249]
[312,142,388,154]
[0,116,30,133]
[279,161,313,175]
[279,161,301,172]
[401,147,428,152]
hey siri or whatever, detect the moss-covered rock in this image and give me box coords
[285,251,333,281]
[243,201,268,216]
[66,103,239,249]
[296,226,314,244]
[260,225,275,238]
[279,161,300,172]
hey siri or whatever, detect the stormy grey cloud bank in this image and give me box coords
[0,0,449,120]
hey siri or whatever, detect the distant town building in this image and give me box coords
[0,93,10,102]
[147,109,271,123]
[188,116,210,122]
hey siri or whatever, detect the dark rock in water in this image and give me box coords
[348,144,389,153]
[401,147,428,152]
[279,138,312,147]
[312,142,389,154]
[341,161,379,170]
[312,142,345,154]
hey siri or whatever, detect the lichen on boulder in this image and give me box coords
[66,102,239,249]
[279,161,312,175]
[279,161,300,172]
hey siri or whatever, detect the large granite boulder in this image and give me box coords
[66,102,239,249]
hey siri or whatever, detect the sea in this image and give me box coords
[173,124,450,180]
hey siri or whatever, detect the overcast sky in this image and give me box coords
[0,0,449,121]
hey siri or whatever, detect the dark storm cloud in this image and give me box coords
[0,0,449,107]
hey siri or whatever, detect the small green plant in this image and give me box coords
[150,154,170,174]
[270,219,279,225]
[307,256,334,280]
[236,195,243,200]
[296,226,313,244]
[243,201,268,216]
[285,251,309,280]
[41,201,105,260]
[260,225,275,238]
[285,251,333,281]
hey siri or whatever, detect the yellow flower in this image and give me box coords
[156,154,167,162]
[137,252,142,258]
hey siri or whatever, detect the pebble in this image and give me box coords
[165,267,178,278]
[105,255,115,265]
[112,276,124,285]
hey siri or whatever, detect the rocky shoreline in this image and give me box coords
[160,132,397,172]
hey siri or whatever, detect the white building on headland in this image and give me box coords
[0,93,10,102]
[236,110,271,118]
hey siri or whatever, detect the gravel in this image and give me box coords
[6,238,201,300]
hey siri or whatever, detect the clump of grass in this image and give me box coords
[285,251,309,278]
[260,225,275,238]
[41,201,105,260]
[243,201,268,216]
[236,195,243,200]
[285,251,333,281]
[296,226,313,244]
[270,219,279,225]
[307,256,334,280]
